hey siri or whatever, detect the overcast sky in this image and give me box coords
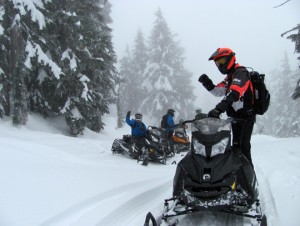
[109,0,300,110]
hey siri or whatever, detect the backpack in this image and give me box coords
[249,71,271,115]
[161,114,168,128]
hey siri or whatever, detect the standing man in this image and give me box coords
[126,111,149,165]
[198,47,255,166]
[161,109,176,155]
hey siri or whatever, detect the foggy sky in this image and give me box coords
[109,0,300,112]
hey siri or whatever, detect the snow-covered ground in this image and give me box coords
[0,114,299,226]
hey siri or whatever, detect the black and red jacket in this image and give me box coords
[210,64,255,119]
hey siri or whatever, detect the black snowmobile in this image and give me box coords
[111,126,167,165]
[144,117,267,225]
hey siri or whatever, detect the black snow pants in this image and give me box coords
[231,117,255,166]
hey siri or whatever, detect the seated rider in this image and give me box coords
[178,119,188,133]
[126,111,149,165]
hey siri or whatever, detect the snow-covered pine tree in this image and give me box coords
[133,29,148,75]
[0,0,64,121]
[273,54,295,137]
[119,29,149,120]
[290,70,300,136]
[0,0,50,122]
[282,23,300,100]
[141,9,195,121]
[131,29,149,110]
[0,0,117,134]
[253,69,275,135]
[114,76,124,128]
[21,0,61,118]
[56,0,117,135]
[262,53,300,137]
[0,1,12,117]
[119,46,134,114]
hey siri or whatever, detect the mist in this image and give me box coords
[109,0,300,112]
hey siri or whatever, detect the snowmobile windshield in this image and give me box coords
[148,127,161,142]
[210,137,230,157]
[191,118,231,157]
[192,118,231,134]
[174,127,185,132]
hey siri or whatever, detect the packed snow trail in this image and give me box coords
[1,115,299,226]
[40,177,172,226]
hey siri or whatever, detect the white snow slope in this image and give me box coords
[0,114,299,226]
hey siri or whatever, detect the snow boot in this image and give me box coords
[142,157,149,166]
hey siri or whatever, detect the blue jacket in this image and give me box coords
[126,116,147,137]
[165,114,175,132]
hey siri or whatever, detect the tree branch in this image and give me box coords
[281,24,299,37]
[273,0,291,8]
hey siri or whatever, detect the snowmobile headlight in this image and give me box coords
[193,139,206,157]
[231,181,236,190]
[149,148,155,153]
[210,137,229,157]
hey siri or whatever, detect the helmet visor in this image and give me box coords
[214,57,227,67]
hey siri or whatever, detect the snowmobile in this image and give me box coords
[147,126,176,158]
[171,123,190,154]
[144,117,267,226]
[111,127,167,165]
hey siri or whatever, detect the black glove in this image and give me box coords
[198,74,215,91]
[198,74,209,83]
[208,108,222,118]
[126,111,131,118]
[216,100,230,113]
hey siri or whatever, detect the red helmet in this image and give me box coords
[209,48,236,74]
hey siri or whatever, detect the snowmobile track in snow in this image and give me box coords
[95,180,171,225]
[39,177,172,226]
[255,164,280,226]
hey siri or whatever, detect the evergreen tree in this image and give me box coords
[0,0,117,135]
[0,0,50,122]
[261,54,300,137]
[282,24,300,100]
[131,28,148,110]
[55,0,117,135]
[254,69,276,135]
[26,0,64,118]
[290,70,300,136]
[114,75,124,128]
[0,1,11,117]
[119,29,148,116]
[118,46,135,114]
[141,9,195,121]
[272,54,293,137]
[0,0,64,122]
